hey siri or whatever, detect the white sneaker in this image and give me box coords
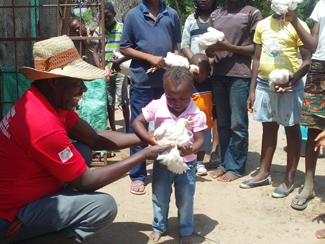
[196,163,207,176]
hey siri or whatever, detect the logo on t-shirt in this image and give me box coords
[58,147,73,163]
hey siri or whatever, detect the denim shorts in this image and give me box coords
[106,73,129,107]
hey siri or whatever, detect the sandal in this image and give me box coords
[130,181,146,195]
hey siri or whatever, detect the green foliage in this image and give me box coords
[163,0,318,29]
[75,9,93,26]
[163,0,194,25]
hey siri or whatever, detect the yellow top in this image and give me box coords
[254,16,310,78]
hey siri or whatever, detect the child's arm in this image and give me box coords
[93,43,101,68]
[132,113,158,146]
[286,11,319,53]
[247,43,261,113]
[275,45,312,93]
[179,130,205,157]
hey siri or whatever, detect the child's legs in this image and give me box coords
[115,73,130,132]
[211,119,219,152]
[283,124,301,185]
[254,122,279,181]
[174,161,196,237]
[106,75,117,131]
[152,162,173,234]
[197,128,212,161]
[300,128,320,195]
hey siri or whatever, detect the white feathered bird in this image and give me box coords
[154,117,195,174]
[270,0,303,29]
[198,27,225,50]
[112,50,131,77]
[146,52,198,74]
[269,68,294,91]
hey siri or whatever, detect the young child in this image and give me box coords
[190,53,218,176]
[132,67,206,244]
[92,2,130,133]
[243,5,312,197]
[69,16,97,66]
[120,0,182,195]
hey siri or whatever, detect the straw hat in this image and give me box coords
[19,35,108,81]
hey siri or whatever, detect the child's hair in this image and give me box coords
[190,53,210,67]
[69,16,85,26]
[104,1,115,13]
[193,0,219,19]
[163,66,195,90]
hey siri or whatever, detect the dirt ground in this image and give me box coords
[85,107,325,244]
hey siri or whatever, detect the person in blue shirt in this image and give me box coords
[120,0,182,195]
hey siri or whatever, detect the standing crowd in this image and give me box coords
[0,0,324,243]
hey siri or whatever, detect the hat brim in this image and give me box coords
[19,58,108,81]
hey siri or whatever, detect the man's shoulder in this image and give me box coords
[165,5,179,16]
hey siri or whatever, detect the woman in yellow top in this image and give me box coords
[243,8,312,198]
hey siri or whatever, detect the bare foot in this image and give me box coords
[180,235,193,244]
[316,229,325,239]
[148,231,163,242]
[130,180,146,195]
[217,172,240,182]
[209,168,224,179]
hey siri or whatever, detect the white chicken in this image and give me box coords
[269,68,294,91]
[198,27,225,50]
[112,50,131,77]
[270,0,303,29]
[154,117,195,174]
[164,52,190,68]
[146,52,198,74]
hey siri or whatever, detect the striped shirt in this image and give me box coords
[92,21,123,69]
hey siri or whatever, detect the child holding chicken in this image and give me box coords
[243,0,312,198]
[132,66,206,244]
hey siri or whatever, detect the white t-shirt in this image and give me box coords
[310,1,325,61]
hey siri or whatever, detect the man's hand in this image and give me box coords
[143,144,174,160]
[148,55,166,70]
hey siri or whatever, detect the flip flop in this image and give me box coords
[130,182,146,195]
[291,194,315,210]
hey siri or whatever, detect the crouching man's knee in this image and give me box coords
[92,193,118,230]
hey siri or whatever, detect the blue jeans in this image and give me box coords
[211,76,250,176]
[0,143,117,243]
[129,85,165,182]
[152,161,196,237]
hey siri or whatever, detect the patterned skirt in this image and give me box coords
[301,60,325,130]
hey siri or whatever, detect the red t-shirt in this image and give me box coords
[0,84,87,222]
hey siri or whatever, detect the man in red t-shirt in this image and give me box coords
[0,35,171,243]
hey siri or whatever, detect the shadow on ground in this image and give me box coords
[85,214,218,244]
